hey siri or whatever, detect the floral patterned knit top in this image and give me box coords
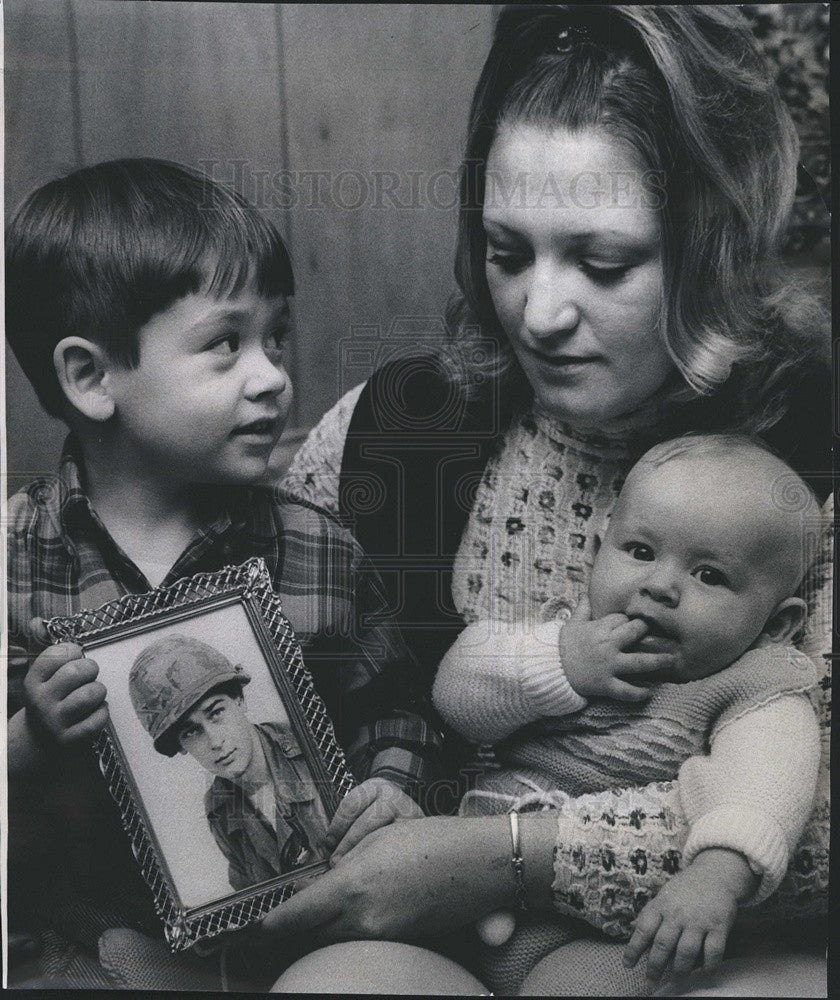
[282,382,831,938]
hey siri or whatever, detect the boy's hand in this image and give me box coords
[559,595,674,701]
[623,848,757,985]
[324,777,424,863]
[23,637,109,748]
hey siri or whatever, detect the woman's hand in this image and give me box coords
[323,777,425,863]
[260,814,538,944]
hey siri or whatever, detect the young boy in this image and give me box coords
[6,158,436,984]
[433,434,821,984]
[128,634,331,891]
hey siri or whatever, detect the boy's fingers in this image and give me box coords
[609,679,653,703]
[259,875,340,938]
[28,643,85,682]
[330,802,387,863]
[58,681,108,724]
[60,704,110,744]
[324,783,378,849]
[28,617,52,649]
[47,659,100,699]
[672,929,704,975]
[702,929,727,970]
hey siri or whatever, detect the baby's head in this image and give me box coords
[6,158,294,486]
[590,434,818,682]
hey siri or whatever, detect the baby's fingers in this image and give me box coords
[58,704,109,744]
[672,928,704,976]
[613,617,648,646]
[702,928,727,971]
[645,923,681,983]
[58,680,107,726]
[616,652,675,675]
[608,679,654,703]
[623,907,661,968]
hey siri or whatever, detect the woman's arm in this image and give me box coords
[278,382,365,514]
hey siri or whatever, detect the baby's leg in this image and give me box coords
[270,941,488,995]
[519,937,650,996]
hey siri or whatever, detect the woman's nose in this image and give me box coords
[523,264,580,340]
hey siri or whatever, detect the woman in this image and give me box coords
[272,5,830,994]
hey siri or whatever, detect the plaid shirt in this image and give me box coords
[7,437,442,786]
[7,438,443,940]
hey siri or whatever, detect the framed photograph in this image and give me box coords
[44,557,356,951]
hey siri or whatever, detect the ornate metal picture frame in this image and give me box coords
[45,557,356,951]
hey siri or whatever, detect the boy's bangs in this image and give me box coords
[198,205,294,302]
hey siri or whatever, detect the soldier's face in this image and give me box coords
[176,691,257,781]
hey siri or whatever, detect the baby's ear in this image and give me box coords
[53,337,115,421]
[759,597,808,647]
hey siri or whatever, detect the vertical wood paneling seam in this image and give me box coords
[272,4,301,428]
[64,0,85,167]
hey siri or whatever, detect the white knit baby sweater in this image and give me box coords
[433,625,820,901]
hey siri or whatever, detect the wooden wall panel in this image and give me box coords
[5,2,495,483]
[280,4,495,423]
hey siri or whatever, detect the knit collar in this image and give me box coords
[530,387,673,451]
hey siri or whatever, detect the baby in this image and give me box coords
[433,434,821,981]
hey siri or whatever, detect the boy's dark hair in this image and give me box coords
[6,157,294,417]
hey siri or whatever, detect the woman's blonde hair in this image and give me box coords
[447,4,829,433]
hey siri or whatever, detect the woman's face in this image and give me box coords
[483,123,673,424]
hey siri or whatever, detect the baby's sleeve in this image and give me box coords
[432,619,587,743]
[678,692,820,904]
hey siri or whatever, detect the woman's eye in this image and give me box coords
[486,251,529,274]
[209,333,239,355]
[695,567,728,587]
[626,542,654,561]
[580,262,631,285]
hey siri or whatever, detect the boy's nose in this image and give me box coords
[245,353,288,399]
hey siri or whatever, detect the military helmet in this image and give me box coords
[129,633,250,756]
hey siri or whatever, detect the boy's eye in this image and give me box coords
[208,333,240,355]
[625,542,654,561]
[694,566,728,587]
[580,262,631,285]
[265,330,287,358]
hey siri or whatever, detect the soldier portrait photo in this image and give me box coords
[129,633,331,892]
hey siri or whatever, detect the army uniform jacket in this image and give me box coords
[204,721,330,892]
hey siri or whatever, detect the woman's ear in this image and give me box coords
[53,337,115,421]
[758,597,808,647]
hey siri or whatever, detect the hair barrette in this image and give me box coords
[554,24,591,54]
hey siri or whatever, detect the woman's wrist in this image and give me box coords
[518,812,562,910]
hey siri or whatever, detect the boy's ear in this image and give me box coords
[758,597,808,647]
[53,337,115,421]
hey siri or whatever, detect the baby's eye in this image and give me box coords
[580,262,631,285]
[694,566,728,587]
[625,542,654,561]
[208,333,240,355]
